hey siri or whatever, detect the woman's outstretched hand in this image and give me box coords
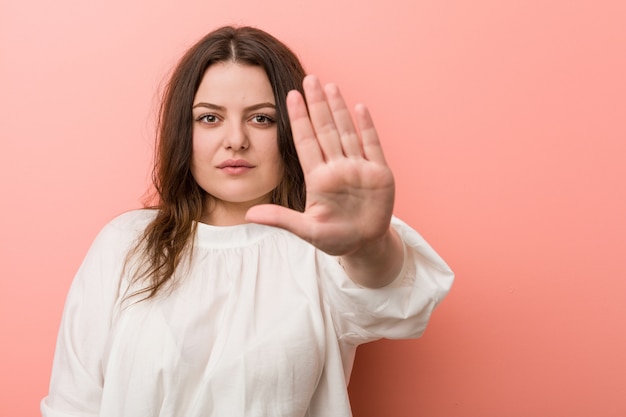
[246,75,400,271]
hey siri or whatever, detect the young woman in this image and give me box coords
[41,26,453,417]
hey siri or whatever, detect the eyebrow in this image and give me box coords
[192,102,276,112]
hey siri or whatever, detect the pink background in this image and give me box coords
[1,0,625,415]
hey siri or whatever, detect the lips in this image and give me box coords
[217,159,255,175]
[217,159,254,169]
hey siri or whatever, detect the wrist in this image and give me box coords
[339,226,404,288]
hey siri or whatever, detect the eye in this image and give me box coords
[196,114,220,124]
[249,114,276,126]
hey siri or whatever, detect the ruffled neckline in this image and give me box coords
[194,221,280,249]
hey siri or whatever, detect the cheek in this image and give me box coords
[190,135,215,183]
[191,131,217,162]
[268,139,284,180]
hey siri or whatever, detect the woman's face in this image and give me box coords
[191,62,283,224]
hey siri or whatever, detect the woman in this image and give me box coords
[41,26,453,417]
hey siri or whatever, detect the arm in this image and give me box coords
[321,216,454,345]
[41,217,130,416]
[339,226,404,288]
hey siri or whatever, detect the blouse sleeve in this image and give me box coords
[41,216,134,417]
[319,216,454,346]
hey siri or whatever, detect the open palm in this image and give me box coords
[246,75,395,256]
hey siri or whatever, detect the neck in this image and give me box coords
[201,196,270,226]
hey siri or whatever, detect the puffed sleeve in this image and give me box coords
[319,216,454,346]
[41,213,139,417]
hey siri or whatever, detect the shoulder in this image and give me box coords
[106,208,157,231]
[90,209,157,250]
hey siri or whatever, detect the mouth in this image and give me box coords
[217,159,254,169]
[217,159,255,175]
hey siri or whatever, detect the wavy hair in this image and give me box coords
[125,26,306,301]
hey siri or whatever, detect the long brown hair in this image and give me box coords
[126,26,306,301]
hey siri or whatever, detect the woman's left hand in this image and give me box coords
[246,75,395,257]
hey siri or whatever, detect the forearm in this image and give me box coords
[339,226,404,288]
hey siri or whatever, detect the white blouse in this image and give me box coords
[41,209,453,417]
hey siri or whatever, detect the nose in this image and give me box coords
[224,121,249,151]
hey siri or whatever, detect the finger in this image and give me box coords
[355,104,387,164]
[246,204,312,240]
[286,89,324,175]
[302,75,344,160]
[324,83,362,158]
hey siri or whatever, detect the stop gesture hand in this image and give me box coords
[247,75,403,285]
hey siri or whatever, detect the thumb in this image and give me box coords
[245,204,310,238]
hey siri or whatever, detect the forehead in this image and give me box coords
[193,62,274,105]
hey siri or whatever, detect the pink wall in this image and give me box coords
[1,0,625,415]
